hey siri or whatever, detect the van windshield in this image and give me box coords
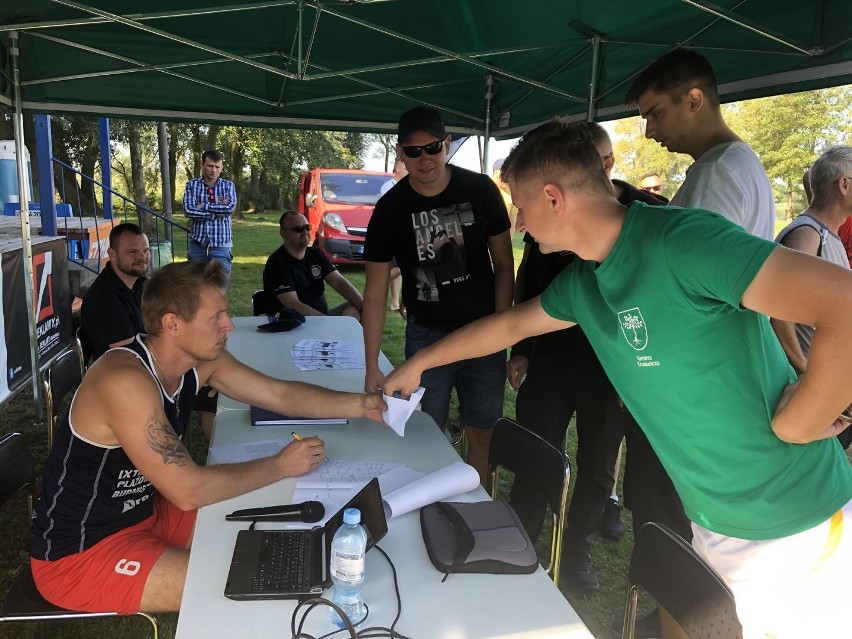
[319,173,389,205]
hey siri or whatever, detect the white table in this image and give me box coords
[176,316,595,639]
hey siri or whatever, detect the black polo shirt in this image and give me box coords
[263,245,336,314]
[80,262,145,361]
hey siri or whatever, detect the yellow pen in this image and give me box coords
[292,431,329,461]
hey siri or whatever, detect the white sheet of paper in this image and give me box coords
[381,461,480,519]
[382,386,425,436]
[208,438,291,464]
[291,460,404,526]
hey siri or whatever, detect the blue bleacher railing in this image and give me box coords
[50,157,190,274]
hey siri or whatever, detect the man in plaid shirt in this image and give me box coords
[183,149,237,279]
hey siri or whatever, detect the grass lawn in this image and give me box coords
[0,211,637,639]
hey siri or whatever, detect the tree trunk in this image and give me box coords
[249,164,259,211]
[206,125,220,155]
[168,122,180,212]
[158,122,173,243]
[230,136,244,219]
[128,121,151,232]
[191,124,201,177]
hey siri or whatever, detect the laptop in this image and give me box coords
[224,477,388,601]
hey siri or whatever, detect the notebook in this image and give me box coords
[250,405,348,426]
[224,477,388,601]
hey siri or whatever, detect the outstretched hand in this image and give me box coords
[364,368,386,395]
[361,392,387,424]
[381,359,423,399]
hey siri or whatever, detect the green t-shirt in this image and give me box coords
[541,202,852,540]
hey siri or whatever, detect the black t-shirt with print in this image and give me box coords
[365,166,510,332]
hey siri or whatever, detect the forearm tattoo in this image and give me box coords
[145,413,190,466]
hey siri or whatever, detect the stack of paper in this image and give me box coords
[290,339,366,370]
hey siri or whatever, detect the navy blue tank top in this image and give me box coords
[31,335,199,561]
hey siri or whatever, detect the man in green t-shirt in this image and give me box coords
[382,120,852,639]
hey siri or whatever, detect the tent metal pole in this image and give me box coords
[51,0,300,79]
[9,31,42,414]
[26,32,280,107]
[682,0,818,55]
[482,75,494,174]
[321,6,586,102]
[0,2,302,32]
[586,35,602,122]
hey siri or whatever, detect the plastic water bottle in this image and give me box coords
[329,507,368,628]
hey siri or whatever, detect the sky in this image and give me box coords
[363,135,518,173]
[363,120,619,174]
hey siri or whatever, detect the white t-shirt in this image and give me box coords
[671,141,775,240]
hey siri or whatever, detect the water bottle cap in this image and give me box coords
[343,508,361,525]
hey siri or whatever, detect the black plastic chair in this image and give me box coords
[0,432,159,636]
[623,522,743,639]
[42,347,84,451]
[488,417,571,583]
[251,289,267,316]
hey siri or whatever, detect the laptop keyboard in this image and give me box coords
[252,531,310,592]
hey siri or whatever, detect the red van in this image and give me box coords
[297,168,392,265]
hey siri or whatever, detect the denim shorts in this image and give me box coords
[404,320,506,430]
[187,240,233,279]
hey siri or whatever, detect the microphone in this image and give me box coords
[225,500,325,523]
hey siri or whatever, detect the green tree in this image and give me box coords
[611,117,692,198]
[218,127,369,212]
[725,87,852,218]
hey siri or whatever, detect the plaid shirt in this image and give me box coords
[183,177,237,247]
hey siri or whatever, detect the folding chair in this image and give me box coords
[623,522,743,639]
[251,289,268,316]
[75,325,92,370]
[0,432,158,637]
[42,346,84,451]
[488,417,571,583]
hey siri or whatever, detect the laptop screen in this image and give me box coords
[323,477,389,561]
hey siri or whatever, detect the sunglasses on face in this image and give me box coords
[207,187,215,203]
[644,184,663,192]
[283,224,311,233]
[401,140,444,159]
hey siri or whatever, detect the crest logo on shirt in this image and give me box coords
[311,265,322,279]
[618,307,648,351]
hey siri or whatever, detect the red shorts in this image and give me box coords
[31,494,197,614]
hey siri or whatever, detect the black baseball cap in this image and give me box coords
[397,106,446,144]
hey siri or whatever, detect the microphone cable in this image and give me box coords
[289,545,411,639]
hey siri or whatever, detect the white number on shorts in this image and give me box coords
[115,558,141,576]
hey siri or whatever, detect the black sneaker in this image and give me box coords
[611,608,662,638]
[562,551,599,592]
[599,498,626,541]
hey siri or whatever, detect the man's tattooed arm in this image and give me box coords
[145,412,190,466]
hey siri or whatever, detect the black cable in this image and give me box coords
[288,544,411,639]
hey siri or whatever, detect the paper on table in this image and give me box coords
[291,460,404,526]
[291,462,476,527]
[208,438,291,464]
[382,386,425,436]
[381,461,480,520]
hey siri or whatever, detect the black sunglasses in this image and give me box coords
[401,140,444,159]
[283,224,311,233]
[207,187,215,203]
